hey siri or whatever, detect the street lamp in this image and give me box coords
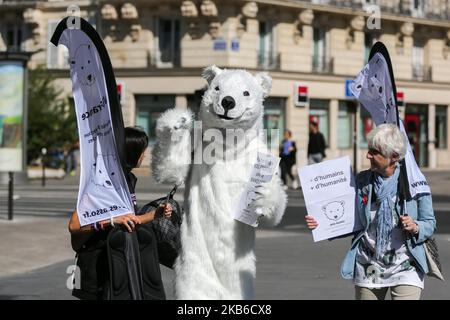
[0,51,30,220]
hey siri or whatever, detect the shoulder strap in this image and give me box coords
[166,184,179,203]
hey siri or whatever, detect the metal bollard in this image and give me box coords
[8,172,13,221]
[41,147,47,187]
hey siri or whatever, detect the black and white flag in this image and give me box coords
[350,42,430,198]
[51,17,134,226]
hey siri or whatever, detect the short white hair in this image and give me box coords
[367,123,407,160]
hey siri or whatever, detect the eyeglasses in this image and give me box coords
[367,148,381,155]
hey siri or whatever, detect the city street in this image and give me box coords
[3,0,450,305]
[0,171,449,300]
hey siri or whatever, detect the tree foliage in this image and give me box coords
[27,66,77,164]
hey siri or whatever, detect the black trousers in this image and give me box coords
[280,159,295,185]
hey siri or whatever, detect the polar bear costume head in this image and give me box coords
[199,65,272,130]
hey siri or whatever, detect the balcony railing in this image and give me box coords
[257,52,280,70]
[4,45,22,52]
[300,0,450,20]
[412,65,432,81]
[312,55,334,74]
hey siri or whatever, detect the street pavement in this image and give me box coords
[0,170,449,300]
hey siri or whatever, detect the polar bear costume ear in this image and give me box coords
[202,65,223,84]
[255,72,272,98]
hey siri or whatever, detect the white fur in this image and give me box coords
[151,108,194,185]
[152,67,287,299]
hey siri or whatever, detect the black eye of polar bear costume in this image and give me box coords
[243,91,250,96]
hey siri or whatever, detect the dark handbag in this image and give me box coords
[423,237,445,281]
[106,225,166,300]
[71,231,110,300]
[138,185,182,269]
[396,187,444,282]
[71,222,167,300]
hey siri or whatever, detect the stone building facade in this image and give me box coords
[1,0,449,170]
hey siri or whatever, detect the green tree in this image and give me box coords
[27,66,77,165]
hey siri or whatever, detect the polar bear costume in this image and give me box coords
[152,66,287,300]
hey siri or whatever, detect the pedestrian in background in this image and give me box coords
[279,129,298,190]
[305,124,436,300]
[65,141,80,176]
[307,121,326,164]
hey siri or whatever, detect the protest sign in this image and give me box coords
[299,156,362,242]
[233,152,280,227]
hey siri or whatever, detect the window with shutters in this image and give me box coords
[47,20,69,69]
[154,18,180,68]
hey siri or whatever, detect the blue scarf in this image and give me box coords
[373,164,400,259]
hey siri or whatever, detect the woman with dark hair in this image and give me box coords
[124,126,149,169]
[123,126,149,209]
[68,127,172,300]
[69,127,171,234]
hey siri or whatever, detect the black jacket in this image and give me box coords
[308,132,326,157]
[71,171,165,300]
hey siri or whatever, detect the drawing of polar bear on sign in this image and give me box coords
[322,201,345,221]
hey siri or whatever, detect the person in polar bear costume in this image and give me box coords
[152,66,287,300]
